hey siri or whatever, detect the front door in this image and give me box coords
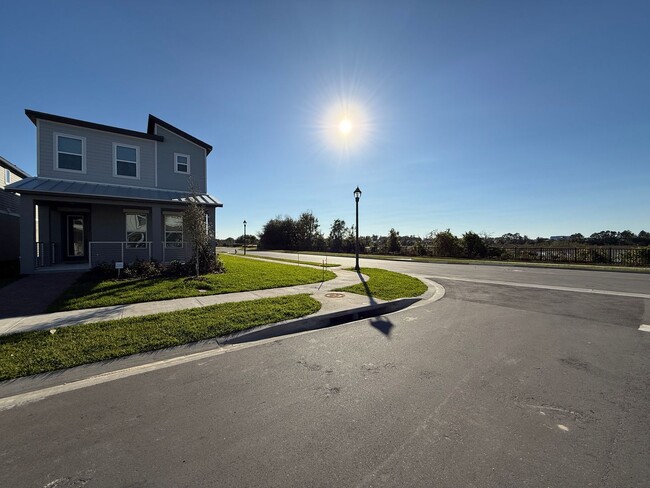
[66,214,86,259]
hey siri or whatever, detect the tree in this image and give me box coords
[295,211,320,251]
[258,216,297,250]
[569,233,585,244]
[328,219,347,252]
[431,229,461,257]
[462,231,487,258]
[183,196,220,276]
[387,228,401,254]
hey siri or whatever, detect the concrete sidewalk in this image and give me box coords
[0,272,83,319]
[0,269,388,337]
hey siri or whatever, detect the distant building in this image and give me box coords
[550,236,570,241]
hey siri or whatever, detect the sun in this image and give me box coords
[338,119,352,135]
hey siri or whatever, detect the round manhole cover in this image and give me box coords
[325,293,346,298]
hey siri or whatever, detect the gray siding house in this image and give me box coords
[6,110,222,274]
[0,156,30,263]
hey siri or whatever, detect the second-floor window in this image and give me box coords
[174,153,190,174]
[114,144,139,178]
[5,169,10,184]
[56,134,85,172]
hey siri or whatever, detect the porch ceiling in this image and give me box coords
[6,177,223,207]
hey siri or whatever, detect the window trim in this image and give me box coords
[125,212,148,249]
[113,142,140,180]
[54,132,86,174]
[164,212,184,249]
[4,169,10,185]
[174,153,191,175]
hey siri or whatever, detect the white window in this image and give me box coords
[4,169,9,184]
[126,213,147,248]
[164,214,183,248]
[55,133,85,172]
[114,143,140,179]
[174,153,190,174]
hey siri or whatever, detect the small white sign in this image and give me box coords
[115,262,124,269]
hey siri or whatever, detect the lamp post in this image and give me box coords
[243,220,247,255]
[354,186,362,272]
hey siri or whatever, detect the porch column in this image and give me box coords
[151,205,162,262]
[19,195,35,274]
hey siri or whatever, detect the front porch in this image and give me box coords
[19,193,214,274]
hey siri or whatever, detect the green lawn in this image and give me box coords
[335,268,427,301]
[0,294,320,380]
[245,255,340,267]
[50,254,336,311]
[273,250,650,273]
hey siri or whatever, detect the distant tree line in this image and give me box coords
[250,211,650,263]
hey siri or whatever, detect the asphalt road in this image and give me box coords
[1,257,649,487]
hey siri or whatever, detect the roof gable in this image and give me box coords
[147,115,213,155]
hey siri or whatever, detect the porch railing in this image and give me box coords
[35,241,57,267]
[162,243,193,264]
[88,241,152,268]
[87,241,194,268]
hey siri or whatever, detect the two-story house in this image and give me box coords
[6,110,222,274]
[1,156,30,264]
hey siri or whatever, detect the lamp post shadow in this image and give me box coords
[356,271,394,337]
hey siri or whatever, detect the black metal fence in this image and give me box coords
[491,247,650,267]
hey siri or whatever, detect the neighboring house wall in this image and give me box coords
[1,161,27,262]
[154,125,208,193]
[37,120,157,187]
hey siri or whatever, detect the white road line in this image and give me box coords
[639,324,650,332]
[0,339,280,412]
[427,275,650,299]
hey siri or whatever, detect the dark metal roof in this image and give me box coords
[6,177,223,207]
[147,115,213,155]
[25,110,164,142]
[0,156,30,178]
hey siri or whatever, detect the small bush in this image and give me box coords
[90,256,226,281]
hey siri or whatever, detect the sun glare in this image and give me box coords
[339,119,352,134]
[317,99,372,156]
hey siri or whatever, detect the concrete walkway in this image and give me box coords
[0,269,385,337]
[0,272,83,319]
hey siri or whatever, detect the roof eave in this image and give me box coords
[25,109,164,142]
[0,156,30,178]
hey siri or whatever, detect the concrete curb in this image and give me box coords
[217,277,445,345]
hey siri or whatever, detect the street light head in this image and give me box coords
[243,220,247,225]
[354,186,362,200]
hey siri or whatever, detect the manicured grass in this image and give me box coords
[49,254,336,312]
[274,250,650,274]
[245,255,340,267]
[335,268,427,301]
[0,294,321,380]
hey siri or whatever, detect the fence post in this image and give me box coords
[608,247,612,264]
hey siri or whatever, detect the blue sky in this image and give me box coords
[1,0,648,240]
